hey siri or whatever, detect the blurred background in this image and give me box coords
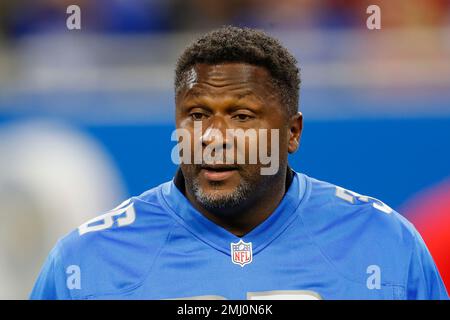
[0,0,449,299]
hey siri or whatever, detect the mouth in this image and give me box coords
[199,165,239,182]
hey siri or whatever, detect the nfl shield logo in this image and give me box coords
[231,239,253,267]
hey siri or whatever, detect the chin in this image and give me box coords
[195,186,248,210]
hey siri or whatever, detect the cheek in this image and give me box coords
[241,134,258,151]
[264,127,289,154]
[176,116,191,129]
[180,164,196,180]
[175,125,198,166]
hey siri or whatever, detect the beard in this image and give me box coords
[189,175,252,210]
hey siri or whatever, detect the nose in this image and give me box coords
[200,115,233,154]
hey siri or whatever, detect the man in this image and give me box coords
[31,26,448,300]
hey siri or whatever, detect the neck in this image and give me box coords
[175,166,293,237]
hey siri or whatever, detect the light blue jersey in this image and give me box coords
[30,171,448,300]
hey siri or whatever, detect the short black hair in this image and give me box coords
[175,26,300,117]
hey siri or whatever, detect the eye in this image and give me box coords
[232,113,253,122]
[190,112,207,121]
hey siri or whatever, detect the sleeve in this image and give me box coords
[29,242,72,300]
[406,231,449,300]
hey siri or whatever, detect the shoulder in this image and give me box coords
[52,182,177,298]
[299,174,420,285]
[301,174,417,244]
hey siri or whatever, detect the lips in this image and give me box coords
[200,165,239,182]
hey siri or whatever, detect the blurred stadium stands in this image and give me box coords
[0,0,449,299]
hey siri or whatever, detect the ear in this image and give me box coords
[287,112,303,154]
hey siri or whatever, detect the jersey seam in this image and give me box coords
[251,173,312,255]
[79,219,178,299]
[297,193,405,289]
[403,230,418,299]
[157,186,235,256]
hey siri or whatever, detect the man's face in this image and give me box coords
[175,63,292,212]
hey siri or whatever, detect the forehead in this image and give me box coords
[177,63,278,101]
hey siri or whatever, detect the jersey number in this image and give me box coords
[78,200,136,236]
[335,186,392,214]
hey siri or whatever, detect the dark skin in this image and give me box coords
[176,62,302,237]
